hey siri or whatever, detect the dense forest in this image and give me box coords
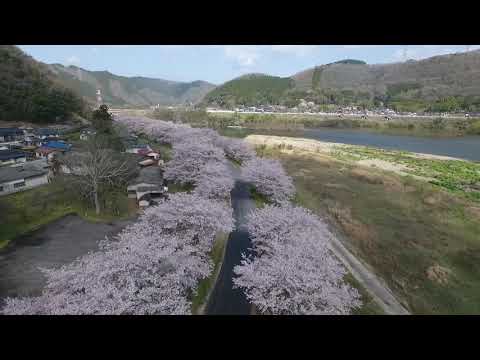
[201,74,294,108]
[0,46,86,123]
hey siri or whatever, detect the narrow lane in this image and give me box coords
[206,180,255,314]
[206,162,256,315]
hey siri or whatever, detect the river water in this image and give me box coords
[221,127,480,161]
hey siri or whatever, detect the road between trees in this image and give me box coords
[328,230,410,315]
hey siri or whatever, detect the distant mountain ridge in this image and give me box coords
[48,64,216,107]
[202,51,480,112]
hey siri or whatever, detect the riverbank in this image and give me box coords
[249,135,480,314]
[247,135,480,203]
[206,111,480,136]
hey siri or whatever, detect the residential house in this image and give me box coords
[35,147,57,160]
[126,144,152,155]
[34,128,60,140]
[127,166,167,208]
[23,135,43,147]
[35,141,72,160]
[0,150,27,166]
[79,128,96,140]
[0,128,25,145]
[0,159,50,196]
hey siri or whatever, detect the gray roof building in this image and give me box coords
[0,159,49,183]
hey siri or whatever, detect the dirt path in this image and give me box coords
[328,235,410,315]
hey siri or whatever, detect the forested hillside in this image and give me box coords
[0,46,85,123]
[202,51,480,112]
[48,64,216,107]
[201,74,294,108]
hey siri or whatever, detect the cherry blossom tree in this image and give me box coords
[233,204,362,315]
[241,157,295,204]
[215,136,255,164]
[164,138,226,185]
[2,233,210,315]
[127,192,234,255]
[2,193,234,315]
[194,161,235,201]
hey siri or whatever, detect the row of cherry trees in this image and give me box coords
[2,115,361,315]
[2,193,233,314]
[117,117,255,201]
[232,204,362,314]
[122,117,362,315]
[228,129,362,314]
[2,116,245,315]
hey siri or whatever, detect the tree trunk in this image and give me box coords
[94,189,100,215]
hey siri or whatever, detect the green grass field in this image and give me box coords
[264,148,480,314]
[0,182,134,249]
[332,145,480,202]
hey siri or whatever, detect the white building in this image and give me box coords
[0,150,27,167]
[0,159,50,196]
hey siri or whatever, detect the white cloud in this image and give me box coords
[224,45,261,67]
[341,45,381,49]
[65,55,80,65]
[270,45,319,56]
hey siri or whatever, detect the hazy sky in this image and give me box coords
[18,45,480,85]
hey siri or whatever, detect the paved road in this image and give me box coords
[207,162,409,315]
[207,109,468,120]
[0,215,135,301]
[206,163,256,314]
[328,231,410,315]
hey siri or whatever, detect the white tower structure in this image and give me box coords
[96,89,102,106]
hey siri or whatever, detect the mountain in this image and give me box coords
[201,73,294,108]
[0,46,86,123]
[202,51,480,112]
[48,64,216,108]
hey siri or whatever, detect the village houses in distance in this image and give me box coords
[0,124,168,208]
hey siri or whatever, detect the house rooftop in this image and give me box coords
[0,162,48,183]
[130,166,163,185]
[0,128,24,136]
[36,147,57,155]
[33,128,60,136]
[42,141,72,150]
[11,158,49,171]
[0,150,26,161]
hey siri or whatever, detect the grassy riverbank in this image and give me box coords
[331,145,480,202]
[256,143,480,314]
[147,108,480,136]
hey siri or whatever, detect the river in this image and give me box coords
[220,127,480,161]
